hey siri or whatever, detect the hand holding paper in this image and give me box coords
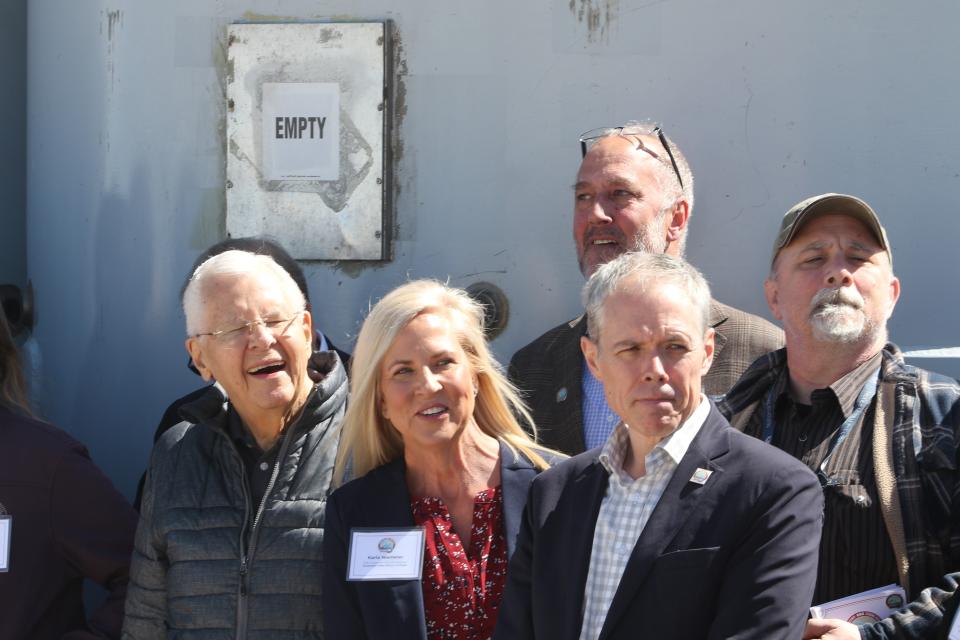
[803,618,861,640]
[810,584,906,626]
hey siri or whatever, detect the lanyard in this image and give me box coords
[761,369,880,486]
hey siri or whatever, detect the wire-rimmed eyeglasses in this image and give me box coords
[579,124,684,190]
[193,314,303,347]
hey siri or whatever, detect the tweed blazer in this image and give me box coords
[508,299,783,455]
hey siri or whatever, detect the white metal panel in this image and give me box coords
[226,22,386,260]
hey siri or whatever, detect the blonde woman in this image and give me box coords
[323,280,561,640]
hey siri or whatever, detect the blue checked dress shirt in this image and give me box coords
[582,362,621,450]
[578,397,710,640]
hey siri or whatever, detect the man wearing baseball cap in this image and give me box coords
[719,193,960,639]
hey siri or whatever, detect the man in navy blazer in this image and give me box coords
[495,252,824,640]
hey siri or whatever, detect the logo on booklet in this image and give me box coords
[378,538,396,553]
[847,611,882,625]
[885,594,904,609]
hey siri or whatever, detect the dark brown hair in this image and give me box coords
[0,311,33,416]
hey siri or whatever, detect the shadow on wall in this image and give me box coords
[71,163,160,497]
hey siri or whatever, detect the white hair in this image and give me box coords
[582,251,711,340]
[182,249,306,336]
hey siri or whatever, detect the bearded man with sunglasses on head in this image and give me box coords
[509,122,783,456]
[123,249,348,639]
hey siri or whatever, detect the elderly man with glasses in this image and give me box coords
[123,249,348,639]
[509,122,784,456]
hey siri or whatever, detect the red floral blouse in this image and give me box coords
[410,486,508,640]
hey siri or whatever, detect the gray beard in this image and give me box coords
[630,212,669,254]
[810,304,873,343]
[576,205,671,277]
[808,287,877,344]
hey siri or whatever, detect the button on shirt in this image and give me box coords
[578,397,711,640]
[745,351,897,604]
[582,362,621,450]
[226,408,281,515]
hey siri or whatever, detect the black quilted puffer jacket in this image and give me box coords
[123,351,347,639]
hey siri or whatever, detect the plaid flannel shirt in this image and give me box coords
[718,344,960,639]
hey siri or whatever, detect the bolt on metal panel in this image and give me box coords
[226,22,389,260]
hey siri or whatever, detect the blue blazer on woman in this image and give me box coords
[323,440,554,639]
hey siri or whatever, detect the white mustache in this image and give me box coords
[810,287,864,314]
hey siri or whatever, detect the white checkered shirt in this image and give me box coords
[578,397,710,640]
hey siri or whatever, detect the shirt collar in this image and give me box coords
[780,350,882,418]
[315,329,329,352]
[830,351,883,417]
[659,396,710,464]
[599,395,711,474]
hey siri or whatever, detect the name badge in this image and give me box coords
[0,516,11,572]
[347,527,425,581]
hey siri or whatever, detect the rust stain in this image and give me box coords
[102,10,123,95]
[392,30,408,163]
[569,0,619,43]
[332,259,387,279]
[106,9,122,40]
[240,11,303,22]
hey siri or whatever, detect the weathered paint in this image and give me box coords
[22,1,960,498]
[225,22,388,260]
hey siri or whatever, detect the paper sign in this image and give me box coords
[0,516,11,572]
[347,527,424,581]
[810,584,906,626]
[261,82,340,181]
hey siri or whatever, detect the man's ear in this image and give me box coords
[301,309,314,345]
[186,337,214,382]
[886,275,901,319]
[764,277,783,321]
[581,335,603,383]
[664,198,690,250]
[701,328,716,375]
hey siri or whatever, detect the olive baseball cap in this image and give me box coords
[772,193,892,267]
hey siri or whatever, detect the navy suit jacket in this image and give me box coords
[494,404,824,640]
[323,440,554,639]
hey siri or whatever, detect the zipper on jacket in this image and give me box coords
[239,556,248,596]
[225,434,253,640]
[234,421,297,639]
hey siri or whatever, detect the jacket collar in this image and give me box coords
[178,350,349,436]
[599,404,732,639]
[718,343,906,421]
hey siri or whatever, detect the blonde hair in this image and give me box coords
[334,280,552,484]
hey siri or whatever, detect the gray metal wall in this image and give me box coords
[1,0,26,288]
[26,0,960,494]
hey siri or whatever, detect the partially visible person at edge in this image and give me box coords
[509,121,783,457]
[133,236,350,510]
[323,280,563,640]
[717,193,960,640]
[123,250,348,638]
[0,305,138,638]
